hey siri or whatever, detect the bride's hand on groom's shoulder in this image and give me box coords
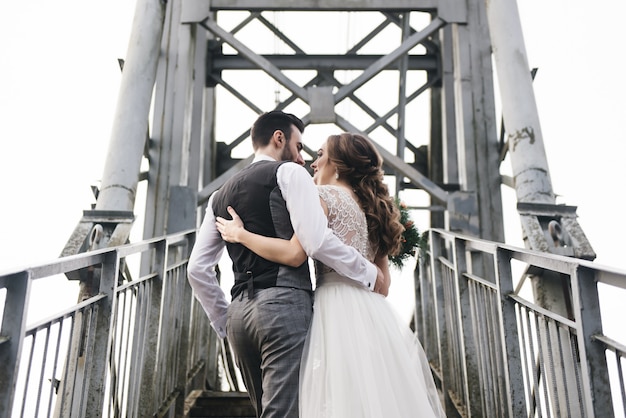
[216,206,245,243]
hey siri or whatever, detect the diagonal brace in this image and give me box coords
[334,16,446,103]
[201,18,309,101]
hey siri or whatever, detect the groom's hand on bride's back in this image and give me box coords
[373,266,389,297]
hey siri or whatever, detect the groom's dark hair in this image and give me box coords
[250,110,304,150]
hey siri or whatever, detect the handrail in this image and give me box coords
[418,228,626,418]
[0,229,237,418]
[2,228,625,417]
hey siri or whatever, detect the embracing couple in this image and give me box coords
[187,111,445,418]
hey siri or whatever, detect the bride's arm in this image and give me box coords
[216,206,307,267]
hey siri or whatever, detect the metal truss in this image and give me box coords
[195,8,449,206]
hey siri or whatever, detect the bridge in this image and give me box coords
[1,0,625,417]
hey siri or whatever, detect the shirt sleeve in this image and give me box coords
[187,193,229,338]
[277,163,377,290]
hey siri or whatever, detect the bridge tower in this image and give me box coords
[63,0,593,275]
[62,0,594,351]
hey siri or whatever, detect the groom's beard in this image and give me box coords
[280,143,295,162]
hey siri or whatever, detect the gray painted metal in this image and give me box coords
[144,0,197,241]
[192,10,455,214]
[0,231,228,418]
[23,0,614,415]
[484,0,594,258]
[60,0,166,267]
[0,271,30,416]
[209,0,439,11]
[448,0,504,242]
[202,18,309,100]
[485,0,554,206]
[334,17,445,103]
[208,54,438,71]
[421,229,622,417]
[4,229,624,416]
[96,0,165,213]
[206,0,466,22]
[483,0,595,367]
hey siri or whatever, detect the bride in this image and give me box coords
[216,132,446,418]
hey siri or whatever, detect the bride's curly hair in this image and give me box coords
[326,133,404,258]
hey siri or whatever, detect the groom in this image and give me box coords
[187,110,384,417]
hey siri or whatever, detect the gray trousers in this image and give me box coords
[226,287,313,418]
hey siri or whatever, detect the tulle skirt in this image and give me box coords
[299,272,446,418]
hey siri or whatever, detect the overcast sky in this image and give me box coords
[1,1,625,329]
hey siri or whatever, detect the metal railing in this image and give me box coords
[417,229,626,418]
[0,230,235,418]
[2,228,625,417]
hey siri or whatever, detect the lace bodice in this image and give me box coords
[315,185,375,277]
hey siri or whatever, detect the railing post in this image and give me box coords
[453,239,483,417]
[0,271,30,418]
[428,231,456,415]
[175,259,194,415]
[204,318,222,389]
[571,266,614,417]
[495,248,527,417]
[84,251,119,417]
[186,231,220,391]
[137,240,166,416]
[416,239,436,366]
[414,260,423,338]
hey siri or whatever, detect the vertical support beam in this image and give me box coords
[200,57,218,216]
[187,28,209,194]
[145,1,208,244]
[449,0,504,242]
[145,0,199,240]
[168,186,198,234]
[439,25,458,188]
[450,23,472,196]
[96,0,166,212]
[484,0,554,206]
[395,13,410,196]
[430,24,457,230]
[429,76,445,229]
[484,0,595,369]
[467,0,504,243]
[143,0,175,241]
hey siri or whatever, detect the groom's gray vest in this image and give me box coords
[212,160,312,299]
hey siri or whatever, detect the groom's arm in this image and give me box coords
[187,192,230,338]
[277,163,378,290]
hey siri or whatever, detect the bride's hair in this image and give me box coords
[326,133,403,258]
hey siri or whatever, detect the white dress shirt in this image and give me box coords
[187,154,377,338]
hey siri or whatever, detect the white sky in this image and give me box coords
[1,1,625,329]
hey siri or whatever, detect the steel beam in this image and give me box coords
[208,54,437,72]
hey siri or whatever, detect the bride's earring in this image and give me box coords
[335,170,339,180]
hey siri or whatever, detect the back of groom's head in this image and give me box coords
[251,110,305,150]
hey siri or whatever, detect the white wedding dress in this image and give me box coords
[299,185,446,418]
